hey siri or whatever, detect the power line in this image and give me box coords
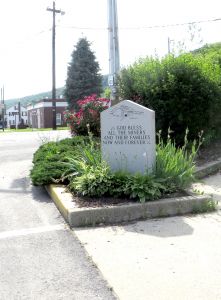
[0,28,52,55]
[2,16,220,51]
[120,17,221,30]
[57,17,221,31]
[57,25,105,31]
[15,28,52,44]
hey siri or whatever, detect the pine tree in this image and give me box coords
[64,38,102,109]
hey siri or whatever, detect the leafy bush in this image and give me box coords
[119,53,221,144]
[68,167,166,202]
[64,94,110,136]
[68,162,113,197]
[30,161,68,186]
[30,136,92,185]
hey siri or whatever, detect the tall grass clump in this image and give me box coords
[156,129,203,191]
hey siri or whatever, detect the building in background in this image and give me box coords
[27,98,68,129]
[5,104,28,128]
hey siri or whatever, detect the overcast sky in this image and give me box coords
[1,0,221,100]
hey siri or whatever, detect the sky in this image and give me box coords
[1,0,221,100]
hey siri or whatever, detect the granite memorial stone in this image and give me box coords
[101,100,155,174]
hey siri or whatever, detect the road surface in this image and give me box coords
[0,131,116,300]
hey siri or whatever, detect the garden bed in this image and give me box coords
[58,187,187,208]
[46,184,215,227]
[30,134,220,226]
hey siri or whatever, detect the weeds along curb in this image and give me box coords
[45,184,215,227]
[45,160,220,227]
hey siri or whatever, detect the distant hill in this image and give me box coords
[5,87,64,109]
[191,43,221,68]
[5,74,109,109]
[192,42,221,55]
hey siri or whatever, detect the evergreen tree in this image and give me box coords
[64,38,102,109]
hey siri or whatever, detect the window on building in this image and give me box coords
[56,113,62,126]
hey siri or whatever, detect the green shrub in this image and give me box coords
[68,162,113,197]
[119,53,221,144]
[64,94,109,137]
[30,161,68,186]
[68,167,166,202]
[123,173,166,202]
[30,136,92,186]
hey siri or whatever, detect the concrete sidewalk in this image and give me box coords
[74,171,221,300]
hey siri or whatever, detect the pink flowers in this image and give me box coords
[64,94,110,136]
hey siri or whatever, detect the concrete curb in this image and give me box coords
[195,159,221,179]
[46,185,215,227]
[45,160,220,227]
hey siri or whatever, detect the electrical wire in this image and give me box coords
[1,16,221,51]
[119,17,221,30]
[57,17,221,31]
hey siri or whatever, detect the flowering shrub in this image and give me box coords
[64,94,110,136]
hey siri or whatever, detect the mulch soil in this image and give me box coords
[68,190,187,208]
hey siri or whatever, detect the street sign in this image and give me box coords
[108,75,114,86]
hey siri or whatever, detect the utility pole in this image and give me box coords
[168,37,174,54]
[1,86,5,131]
[18,101,21,124]
[47,2,64,130]
[107,0,120,106]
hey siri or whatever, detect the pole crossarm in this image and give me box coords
[1,86,5,131]
[47,8,63,13]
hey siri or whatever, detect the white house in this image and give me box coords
[5,104,28,128]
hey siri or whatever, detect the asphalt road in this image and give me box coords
[0,131,116,300]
